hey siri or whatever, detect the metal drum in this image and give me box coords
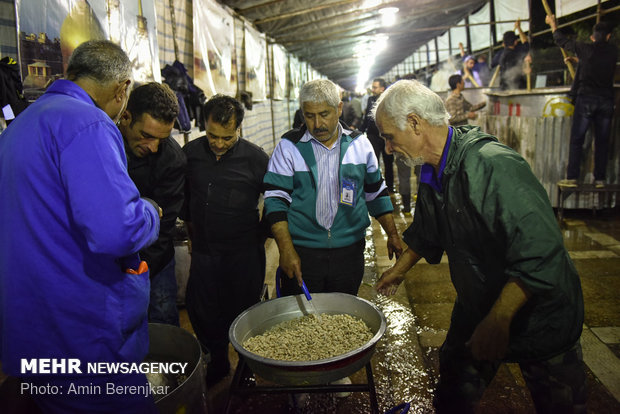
[229,293,387,386]
[146,323,209,414]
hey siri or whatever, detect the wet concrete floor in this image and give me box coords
[188,189,620,413]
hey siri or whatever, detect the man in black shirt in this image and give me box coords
[362,78,394,192]
[547,15,618,187]
[499,20,530,90]
[119,82,185,326]
[181,95,270,385]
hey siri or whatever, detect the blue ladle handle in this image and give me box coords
[275,267,312,301]
[300,280,312,302]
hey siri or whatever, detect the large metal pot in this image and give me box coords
[229,293,386,385]
[147,323,209,414]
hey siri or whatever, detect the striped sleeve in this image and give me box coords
[263,139,296,224]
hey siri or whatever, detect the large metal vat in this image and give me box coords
[147,323,208,414]
[229,293,387,386]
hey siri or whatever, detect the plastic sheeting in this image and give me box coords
[450,20,467,56]
[469,2,491,51]
[193,0,236,97]
[15,0,160,97]
[244,23,266,101]
[289,55,301,100]
[437,31,451,63]
[270,43,287,100]
[494,0,530,42]
[556,0,609,18]
[219,0,487,89]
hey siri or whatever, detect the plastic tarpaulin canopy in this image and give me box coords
[244,23,266,101]
[193,0,236,97]
[437,31,451,64]
[450,20,467,56]
[270,43,287,100]
[288,54,301,100]
[15,0,160,96]
[469,2,492,51]
[426,38,437,66]
[556,0,608,17]
[494,0,530,42]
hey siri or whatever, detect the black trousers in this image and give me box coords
[185,244,265,367]
[368,134,394,190]
[434,305,586,414]
[280,238,365,296]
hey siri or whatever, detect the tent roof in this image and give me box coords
[218,0,488,90]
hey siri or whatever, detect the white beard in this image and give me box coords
[396,152,425,167]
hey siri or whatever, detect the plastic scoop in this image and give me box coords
[301,280,322,321]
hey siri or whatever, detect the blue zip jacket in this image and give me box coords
[0,79,160,375]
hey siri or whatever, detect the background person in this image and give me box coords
[373,79,585,414]
[445,74,486,126]
[362,78,394,192]
[119,82,186,326]
[458,42,483,88]
[180,94,270,386]
[499,19,530,90]
[0,40,161,413]
[546,15,617,188]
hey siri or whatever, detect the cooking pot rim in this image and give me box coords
[229,292,387,367]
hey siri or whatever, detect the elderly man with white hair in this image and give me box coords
[373,79,586,414]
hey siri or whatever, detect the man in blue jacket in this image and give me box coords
[0,40,161,413]
[373,80,585,414]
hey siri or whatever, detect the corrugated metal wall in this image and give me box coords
[479,114,620,209]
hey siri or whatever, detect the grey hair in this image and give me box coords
[372,80,449,129]
[299,79,340,109]
[66,40,131,84]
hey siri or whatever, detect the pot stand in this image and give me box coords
[224,355,380,414]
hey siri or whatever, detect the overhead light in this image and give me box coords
[362,0,382,9]
[379,7,398,27]
[374,35,389,52]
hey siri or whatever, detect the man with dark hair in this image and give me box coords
[499,19,530,90]
[0,40,160,413]
[119,82,185,326]
[362,77,394,191]
[181,94,269,385]
[546,15,618,188]
[458,42,483,88]
[445,74,486,126]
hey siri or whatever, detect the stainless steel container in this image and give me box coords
[147,323,208,414]
[229,293,387,386]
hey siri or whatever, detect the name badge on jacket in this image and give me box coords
[340,178,356,207]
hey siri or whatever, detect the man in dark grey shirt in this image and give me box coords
[547,15,618,187]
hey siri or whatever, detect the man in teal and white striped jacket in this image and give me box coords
[264,79,402,297]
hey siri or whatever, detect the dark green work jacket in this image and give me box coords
[404,126,584,361]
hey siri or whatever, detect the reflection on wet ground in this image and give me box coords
[198,205,620,413]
